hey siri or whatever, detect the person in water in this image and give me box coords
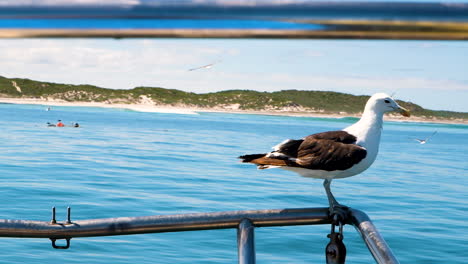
[46,122,56,127]
[73,123,80,127]
[56,120,65,127]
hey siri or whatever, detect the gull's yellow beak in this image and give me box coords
[397,106,411,117]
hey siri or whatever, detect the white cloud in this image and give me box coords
[0,39,227,88]
[174,70,468,93]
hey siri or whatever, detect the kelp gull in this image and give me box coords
[239,93,410,214]
[414,131,437,144]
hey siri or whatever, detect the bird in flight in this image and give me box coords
[239,93,410,216]
[188,60,221,71]
[414,131,437,144]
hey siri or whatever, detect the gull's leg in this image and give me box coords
[323,179,339,208]
[323,179,348,220]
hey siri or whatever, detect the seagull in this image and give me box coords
[414,131,437,144]
[188,60,221,71]
[239,93,410,216]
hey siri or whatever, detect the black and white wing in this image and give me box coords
[240,131,367,171]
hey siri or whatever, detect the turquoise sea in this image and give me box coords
[0,103,466,263]
[0,18,324,30]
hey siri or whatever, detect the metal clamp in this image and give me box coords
[49,206,73,249]
[50,238,71,249]
[326,220,346,264]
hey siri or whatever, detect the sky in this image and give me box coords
[1,38,467,112]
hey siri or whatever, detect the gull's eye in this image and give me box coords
[384,99,391,104]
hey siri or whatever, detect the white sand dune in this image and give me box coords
[0,98,199,115]
[0,97,466,124]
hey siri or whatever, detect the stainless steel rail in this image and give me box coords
[0,207,398,264]
[349,209,399,264]
[0,207,330,238]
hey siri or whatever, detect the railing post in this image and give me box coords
[238,218,255,264]
[349,209,399,264]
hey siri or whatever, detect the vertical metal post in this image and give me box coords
[238,218,255,264]
[50,207,56,224]
[66,207,71,224]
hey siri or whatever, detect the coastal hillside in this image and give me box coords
[0,75,466,121]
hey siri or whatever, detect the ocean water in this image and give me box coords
[2,2,468,22]
[2,2,468,30]
[0,18,323,30]
[0,103,466,263]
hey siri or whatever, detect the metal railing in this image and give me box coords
[0,206,398,264]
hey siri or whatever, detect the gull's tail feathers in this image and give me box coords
[239,154,267,162]
[239,153,289,169]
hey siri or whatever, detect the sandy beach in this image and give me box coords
[1,97,466,125]
[0,97,199,115]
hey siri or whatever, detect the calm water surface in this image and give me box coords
[0,104,466,263]
[0,18,324,30]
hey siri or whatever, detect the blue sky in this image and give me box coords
[1,38,467,112]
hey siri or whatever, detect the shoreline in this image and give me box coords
[1,97,466,125]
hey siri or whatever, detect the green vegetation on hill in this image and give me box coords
[0,75,466,120]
